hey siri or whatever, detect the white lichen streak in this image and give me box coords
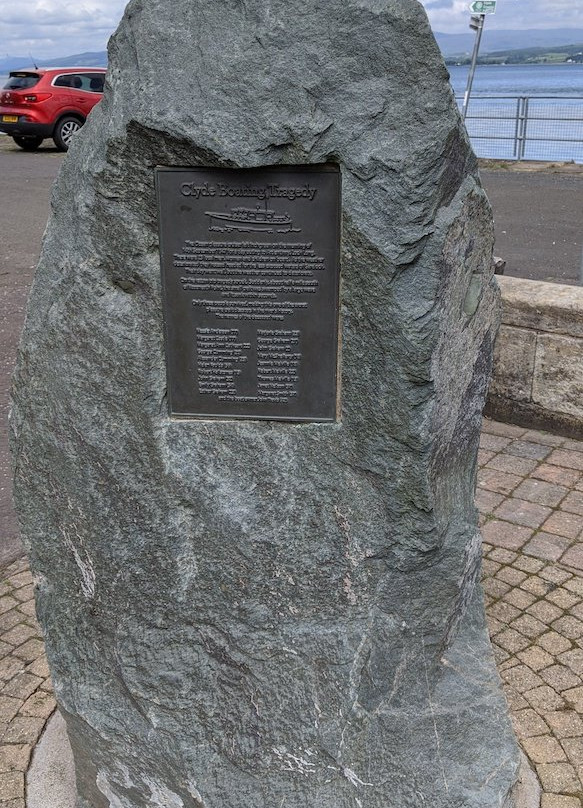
[144,777,185,807]
[343,767,374,788]
[61,526,96,600]
[272,747,317,775]
[421,635,449,794]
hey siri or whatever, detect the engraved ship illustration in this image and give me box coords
[205,204,300,233]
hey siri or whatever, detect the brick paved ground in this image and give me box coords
[0,418,582,806]
[0,557,54,806]
[480,418,583,808]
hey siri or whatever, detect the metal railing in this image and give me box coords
[455,95,583,163]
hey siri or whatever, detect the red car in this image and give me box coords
[0,67,106,151]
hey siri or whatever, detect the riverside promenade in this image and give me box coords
[0,418,582,806]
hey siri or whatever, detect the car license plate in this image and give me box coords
[2,115,18,123]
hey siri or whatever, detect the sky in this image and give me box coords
[2,0,583,61]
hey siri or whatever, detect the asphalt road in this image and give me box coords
[0,135,582,566]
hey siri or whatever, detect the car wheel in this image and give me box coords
[13,136,43,151]
[53,116,83,151]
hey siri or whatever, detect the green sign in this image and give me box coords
[469,0,496,12]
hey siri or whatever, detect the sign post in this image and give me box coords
[461,1,496,120]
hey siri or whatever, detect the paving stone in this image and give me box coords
[563,439,583,453]
[481,558,502,577]
[1,717,45,745]
[514,555,546,574]
[562,737,583,769]
[570,602,583,622]
[12,640,44,664]
[561,492,583,517]
[19,691,55,719]
[486,454,539,476]
[0,698,22,725]
[533,464,582,487]
[541,795,582,808]
[478,449,496,466]
[13,586,34,605]
[543,512,583,541]
[518,646,555,672]
[547,450,583,472]
[539,632,574,655]
[541,567,574,586]
[520,429,565,447]
[486,616,505,637]
[0,744,30,773]
[562,546,583,572]
[536,762,581,793]
[562,685,583,711]
[0,658,23,686]
[480,433,512,451]
[496,566,528,586]
[506,441,552,461]
[0,599,19,617]
[482,577,511,599]
[488,601,521,624]
[499,657,521,672]
[482,419,527,439]
[525,685,566,712]
[17,601,36,618]
[475,488,505,514]
[7,573,32,591]
[39,677,53,693]
[559,649,583,677]
[501,664,545,692]
[478,469,524,496]
[489,548,519,564]
[548,589,581,610]
[0,672,42,702]
[481,520,533,551]
[495,627,531,654]
[492,644,511,665]
[545,711,583,739]
[503,684,529,711]
[512,707,549,739]
[0,771,24,800]
[514,479,569,508]
[511,614,548,639]
[0,641,13,660]
[564,577,583,597]
[552,616,583,640]
[522,735,567,764]
[522,576,554,597]
[527,599,564,625]
[1,625,38,648]
[524,533,572,562]
[539,664,582,693]
[495,498,552,529]
[504,587,537,610]
[25,657,50,680]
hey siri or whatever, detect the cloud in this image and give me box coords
[0,0,126,59]
[419,0,583,32]
[1,0,583,61]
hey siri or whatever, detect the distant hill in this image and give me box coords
[0,51,107,73]
[434,28,583,57]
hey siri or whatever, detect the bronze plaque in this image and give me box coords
[156,165,341,421]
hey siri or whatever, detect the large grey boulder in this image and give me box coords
[11,0,520,806]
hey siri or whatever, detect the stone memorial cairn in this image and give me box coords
[11,0,522,805]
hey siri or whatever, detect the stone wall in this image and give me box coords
[486,276,583,438]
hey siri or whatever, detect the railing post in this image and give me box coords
[520,97,530,160]
[513,97,521,159]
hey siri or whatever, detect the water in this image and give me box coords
[448,64,583,163]
[2,64,582,161]
[448,63,583,97]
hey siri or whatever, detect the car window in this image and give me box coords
[53,74,76,88]
[4,73,40,90]
[87,74,105,93]
[53,73,105,92]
